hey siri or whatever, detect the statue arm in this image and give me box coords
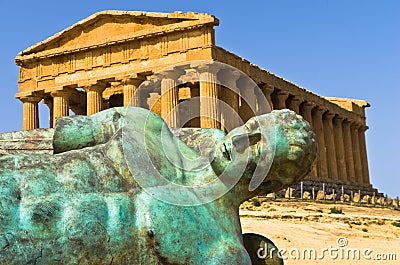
[53,107,128,154]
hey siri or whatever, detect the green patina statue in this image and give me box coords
[0,107,316,264]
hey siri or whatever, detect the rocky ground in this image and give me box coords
[239,200,400,265]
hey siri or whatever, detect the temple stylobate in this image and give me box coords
[14,11,374,193]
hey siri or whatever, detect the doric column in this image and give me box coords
[271,90,289,109]
[139,80,152,110]
[286,96,302,114]
[351,122,363,184]
[218,70,240,130]
[160,71,179,128]
[300,102,314,124]
[323,112,338,181]
[51,90,72,125]
[333,116,347,183]
[20,96,41,130]
[342,120,356,183]
[43,97,54,128]
[300,102,317,180]
[199,67,219,128]
[238,78,257,123]
[260,84,274,111]
[359,125,370,185]
[312,107,328,180]
[122,77,144,107]
[85,84,106,115]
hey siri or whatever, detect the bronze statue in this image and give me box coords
[0,107,316,264]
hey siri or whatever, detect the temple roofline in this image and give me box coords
[16,10,219,61]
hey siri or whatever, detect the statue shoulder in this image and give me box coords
[171,128,225,157]
[53,107,157,153]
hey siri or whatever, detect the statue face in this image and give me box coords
[209,115,270,186]
[211,110,317,193]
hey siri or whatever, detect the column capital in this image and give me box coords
[119,76,145,87]
[300,101,315,111]
[276,90,289,102]
[159,68,186,81]
[276,90,289,96]
[287,95,303,113]
[196,63,220,75]
[313,106,327,116]
[333,115,344,122]
[323,111,336,120]
[287,95,303,107]
[260,84,274,94]
[50,89,73,98]
[42,96,53,105]
[289,95,302,103]
[81,81,107,93]
[350,121,362,129]
[342,118,354,125]
[20,95,42,103]
[177,68,199,84]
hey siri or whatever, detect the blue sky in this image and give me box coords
[0,1,399,197]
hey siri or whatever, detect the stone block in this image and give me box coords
[326,193,337,200]
[342,194,351,202]
[316,190,325,200]
[353,193,360,203]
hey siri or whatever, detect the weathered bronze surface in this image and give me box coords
[0,107,316,264]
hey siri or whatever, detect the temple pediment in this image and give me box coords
[16,10,218,61]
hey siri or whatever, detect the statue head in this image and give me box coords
[210,109,317,195]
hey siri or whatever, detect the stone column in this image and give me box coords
[199,67,219,128]
[219,71,240,130]
[333,116,347,183]
[312,107,328,180]
[21,96,41,130]
[351,123,363,184]
[51,90,72,126]
[122,78,144,107]
[139,80,152,110]
[323,112,338,181]
[271,90,289,110]
[85,84,106,115]
[287,96,302,114]
[160,72,179,128]
[342,120,356,183]
[43,97,54,128]
[260,84,274,111]
[359,125,370,185]
[300,102,317,180]
[238,78,257,123]
[300,102,314,124]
